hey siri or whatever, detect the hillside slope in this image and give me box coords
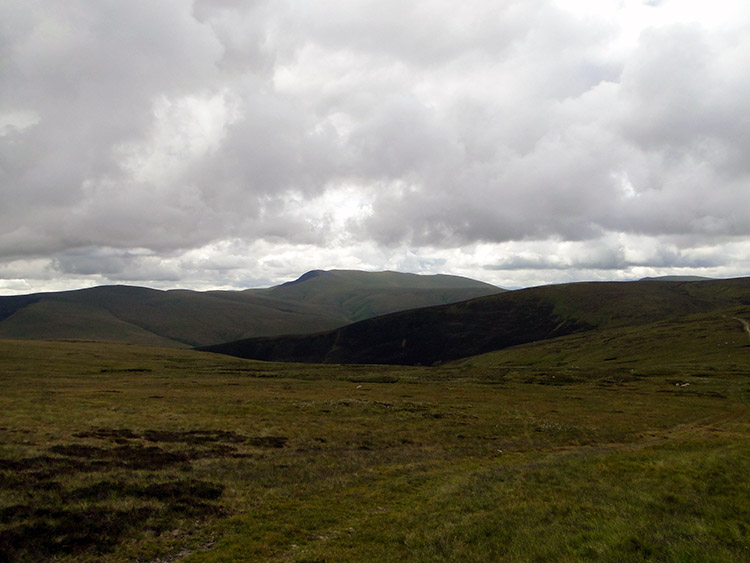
[453,307,750,380]
[252,269,501,322]
[200,277,750,365]
[0,271,501,347]
[0,285,347,347]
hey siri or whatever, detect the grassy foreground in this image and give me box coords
[1,339,749,561]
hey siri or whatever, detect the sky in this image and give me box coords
[1,0,750,294]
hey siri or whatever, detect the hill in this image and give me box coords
[0,270,501,347]
[453,308,750,381]
[200,277,750,365]
[639,275,714,282]
[256,269,500,322]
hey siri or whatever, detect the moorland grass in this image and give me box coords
[0,339,748,561]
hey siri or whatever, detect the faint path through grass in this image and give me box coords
[733,317,750,341]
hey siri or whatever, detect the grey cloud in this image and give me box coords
[351,13,750,248]
[483,246,724,272]
[2,0,750,291]
[1,1,223,254]
[274,1,522,67]
[53,247,172,279]
[192,0,276,74]
[608,23,750,236]
[349,96,460,179]
[617,23,750,162]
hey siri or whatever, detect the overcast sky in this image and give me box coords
[2,0,749,294]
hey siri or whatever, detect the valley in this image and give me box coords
[203,277,750,366]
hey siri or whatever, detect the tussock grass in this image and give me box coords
[1,339,749,561]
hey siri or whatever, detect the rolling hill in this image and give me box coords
[0,270,501,347]
[200,277,750,365]
[453,308,750,379]
[255,269,501,322]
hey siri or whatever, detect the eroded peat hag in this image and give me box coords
[1,339,749,561]
[0,416,306,561]
[0,423,298,561]
[0,428,246,561]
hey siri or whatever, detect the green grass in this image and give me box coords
[0,300,183,347]
[1,339,749,561]
[456,308,750,379]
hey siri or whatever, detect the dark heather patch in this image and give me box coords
[68,480,127,501]
[185,444,239,459]
[69,479,223,502]
[35,480,64,492]
[0,476,62,493]
[0,455,64,471]
[0,430,234,562]
[49,444,107,457]
[247,436,288,448]
[99,368,152,373]
[1,481,224,560]
[42,444,188,470]
[71,427,251,446]
[0,506,155,561]
[136,480,224,501]
[73,428,139,441]
[107,445,189,470]
[0,457,105,481]
[0,504,36,524]
[142,429,248,444]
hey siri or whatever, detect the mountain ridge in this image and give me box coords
[200,276,750,365]
[0,270,502,347]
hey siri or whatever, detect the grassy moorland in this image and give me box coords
[1,333,749,561]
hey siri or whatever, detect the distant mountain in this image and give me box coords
[0,270,502,347]
[200,277,750,365]
[639,275,714,282]
[254,269,500,322]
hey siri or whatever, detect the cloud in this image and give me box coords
[482,236,727,272]
[1,0,749,293]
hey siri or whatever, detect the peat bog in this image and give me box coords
[0,425,294,561]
